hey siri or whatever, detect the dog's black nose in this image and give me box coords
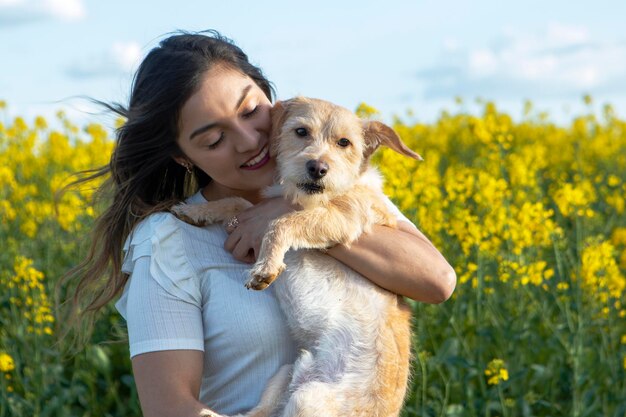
[306,159,328,180]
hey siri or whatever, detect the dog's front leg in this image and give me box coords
[246,224,291,290]
[171,197,253,226]
[246,207,360,290]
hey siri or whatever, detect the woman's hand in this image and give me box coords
[224,197,298,263]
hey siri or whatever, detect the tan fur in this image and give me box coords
[171,196,253,226]
[173,97,422,417]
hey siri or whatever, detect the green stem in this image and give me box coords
[421,354,428,417]
[498,384,509,417]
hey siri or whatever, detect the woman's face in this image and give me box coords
[176,65,275,203]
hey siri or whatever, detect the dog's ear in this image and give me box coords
[362,120,423,163]
[270,99,294,139]
[269,100,293,157]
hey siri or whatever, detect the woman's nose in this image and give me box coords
[233,122,259,153]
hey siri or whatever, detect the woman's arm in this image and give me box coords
[326,221,456,303]
[225,198,456,303]
[121,258,223,417]
[132,350,216,417]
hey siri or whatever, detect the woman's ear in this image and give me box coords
[172,156,194,174]
[172,155,188,167]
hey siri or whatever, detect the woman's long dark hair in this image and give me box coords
[58,30,275,346]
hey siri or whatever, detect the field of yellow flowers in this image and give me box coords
[1,98,625,417]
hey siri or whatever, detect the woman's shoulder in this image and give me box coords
[123,190,214,252]
[121,210,205,307]
[122,212,181,273]
[122,191,229,274]
[123,211,177,254]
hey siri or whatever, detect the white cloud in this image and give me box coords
[443,37,460,52]
[0,0,25,6]
[469,49,499,77]
[546,22,589,45]
[111,41,142,72]
[67,41,143,79]
[0,0,85,25]
[418,23,626,100]
[42,0,85,20]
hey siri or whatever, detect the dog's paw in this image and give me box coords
[170,203,213,226]
[170,203,198,224]
[245,262,286,290]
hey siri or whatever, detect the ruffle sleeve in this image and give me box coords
[117,212,202,317]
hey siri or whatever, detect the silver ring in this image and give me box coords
[227,216,239,229]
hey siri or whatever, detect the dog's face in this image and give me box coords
[269,97,422,204]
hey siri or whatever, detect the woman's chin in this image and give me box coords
[247,158,277,187]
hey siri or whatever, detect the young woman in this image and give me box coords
[70,30,456,417]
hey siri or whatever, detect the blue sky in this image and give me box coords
[1,0,626,128]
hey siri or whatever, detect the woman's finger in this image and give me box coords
[224,229,242,253]
[232,242,255,263]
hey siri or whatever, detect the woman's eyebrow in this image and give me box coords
[189,121,217,141]
[188,84,253,141]
[235,85,253,111]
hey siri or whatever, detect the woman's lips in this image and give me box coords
[240,145,270,170]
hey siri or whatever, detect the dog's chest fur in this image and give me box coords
[274,250,389,348]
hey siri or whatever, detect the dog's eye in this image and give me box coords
[337,138,351,147]
[296,127,309,138]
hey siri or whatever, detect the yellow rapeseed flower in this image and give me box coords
[485,359,509,385]
[0,200,17,222]
[355,102,380,118]
[608,175,621,187]
[0,353,15,372]
[34,115,48,130]
[607,192,625,214]
[611,228,626,246]
[114,116,127,129]
[553,181,597,218]
[20,219,38,238]
[13,116,28,132]
[578,240,626,304]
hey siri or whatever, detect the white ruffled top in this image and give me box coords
[115,191,298,413]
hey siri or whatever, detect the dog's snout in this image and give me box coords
[306,159,328,180]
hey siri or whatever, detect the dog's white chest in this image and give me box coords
[272,250,387,347]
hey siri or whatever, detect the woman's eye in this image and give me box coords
[295,127,308,137]
[207,133,224,149]
[242,106,258,118]
[337,138,351,147]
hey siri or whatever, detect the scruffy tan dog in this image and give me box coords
[173,97,422,417]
